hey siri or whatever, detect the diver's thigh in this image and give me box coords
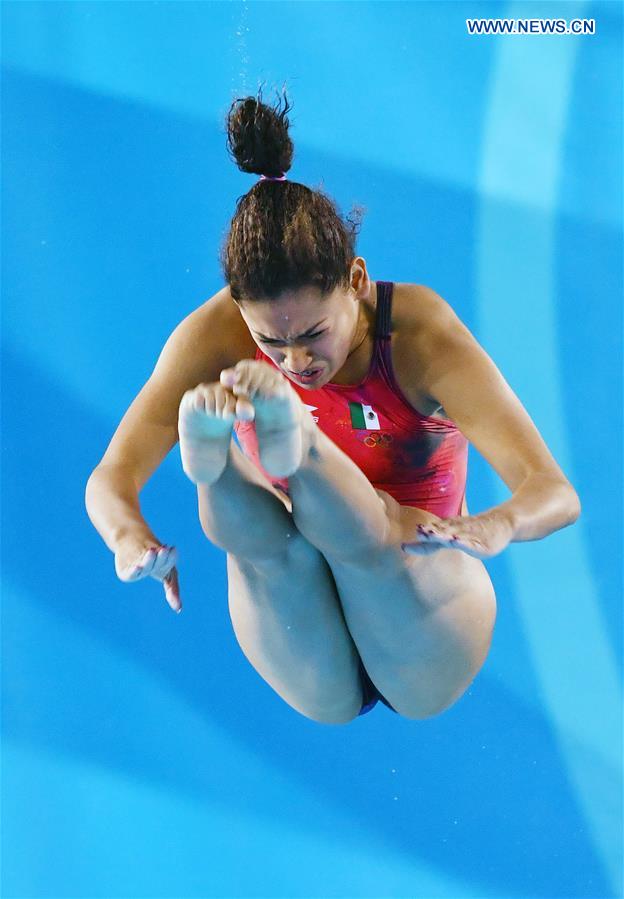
[225,533,364,724]
[323,522,496,719]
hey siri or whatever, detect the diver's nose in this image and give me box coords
[284,348,314,374]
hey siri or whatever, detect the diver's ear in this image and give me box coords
[348,257,369,295]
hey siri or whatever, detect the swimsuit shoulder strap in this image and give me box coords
[374,280,393,341]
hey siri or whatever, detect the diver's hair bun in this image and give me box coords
[225,84,294,179]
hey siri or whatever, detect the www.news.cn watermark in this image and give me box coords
[466,18,595,35]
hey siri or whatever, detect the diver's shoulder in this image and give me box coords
[191,284,256,364]
[193,283,233,319]
[390,281,453,337]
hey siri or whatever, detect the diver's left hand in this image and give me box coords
[401,510,514,560]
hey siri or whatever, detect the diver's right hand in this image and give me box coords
[114,534,181,613]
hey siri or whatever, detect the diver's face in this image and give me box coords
[237,285,357,388]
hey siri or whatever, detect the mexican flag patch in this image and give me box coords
[349,402,381,430]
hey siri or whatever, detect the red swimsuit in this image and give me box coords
[233,280,468,517]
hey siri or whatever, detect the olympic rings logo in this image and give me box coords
[363,432,394,448]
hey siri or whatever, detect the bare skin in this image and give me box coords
[111,250,580,723]
[97,249,576,723]
[174,261,497,723]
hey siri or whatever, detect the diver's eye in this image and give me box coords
[262,330,325,346]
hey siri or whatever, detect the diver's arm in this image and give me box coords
[85,287,237,552]
[400,285,580,557]
[489,472,581,542]
[85,464,154,552]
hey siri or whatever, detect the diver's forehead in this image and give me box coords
[242,295,330,340]
[249,312,329,342]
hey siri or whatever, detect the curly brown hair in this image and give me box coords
[219,84,365,303]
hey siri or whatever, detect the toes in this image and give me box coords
[220,363,252,396]
[235,396,255,421]
[182,388,206,413]
[181,384,237,416]
[220,360,287,400]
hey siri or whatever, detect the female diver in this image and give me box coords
[85,89,581,723]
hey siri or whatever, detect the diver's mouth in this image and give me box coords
[287,367,323,384]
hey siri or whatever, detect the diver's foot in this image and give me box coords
[178,382,254,485]
[220,360,309,477]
